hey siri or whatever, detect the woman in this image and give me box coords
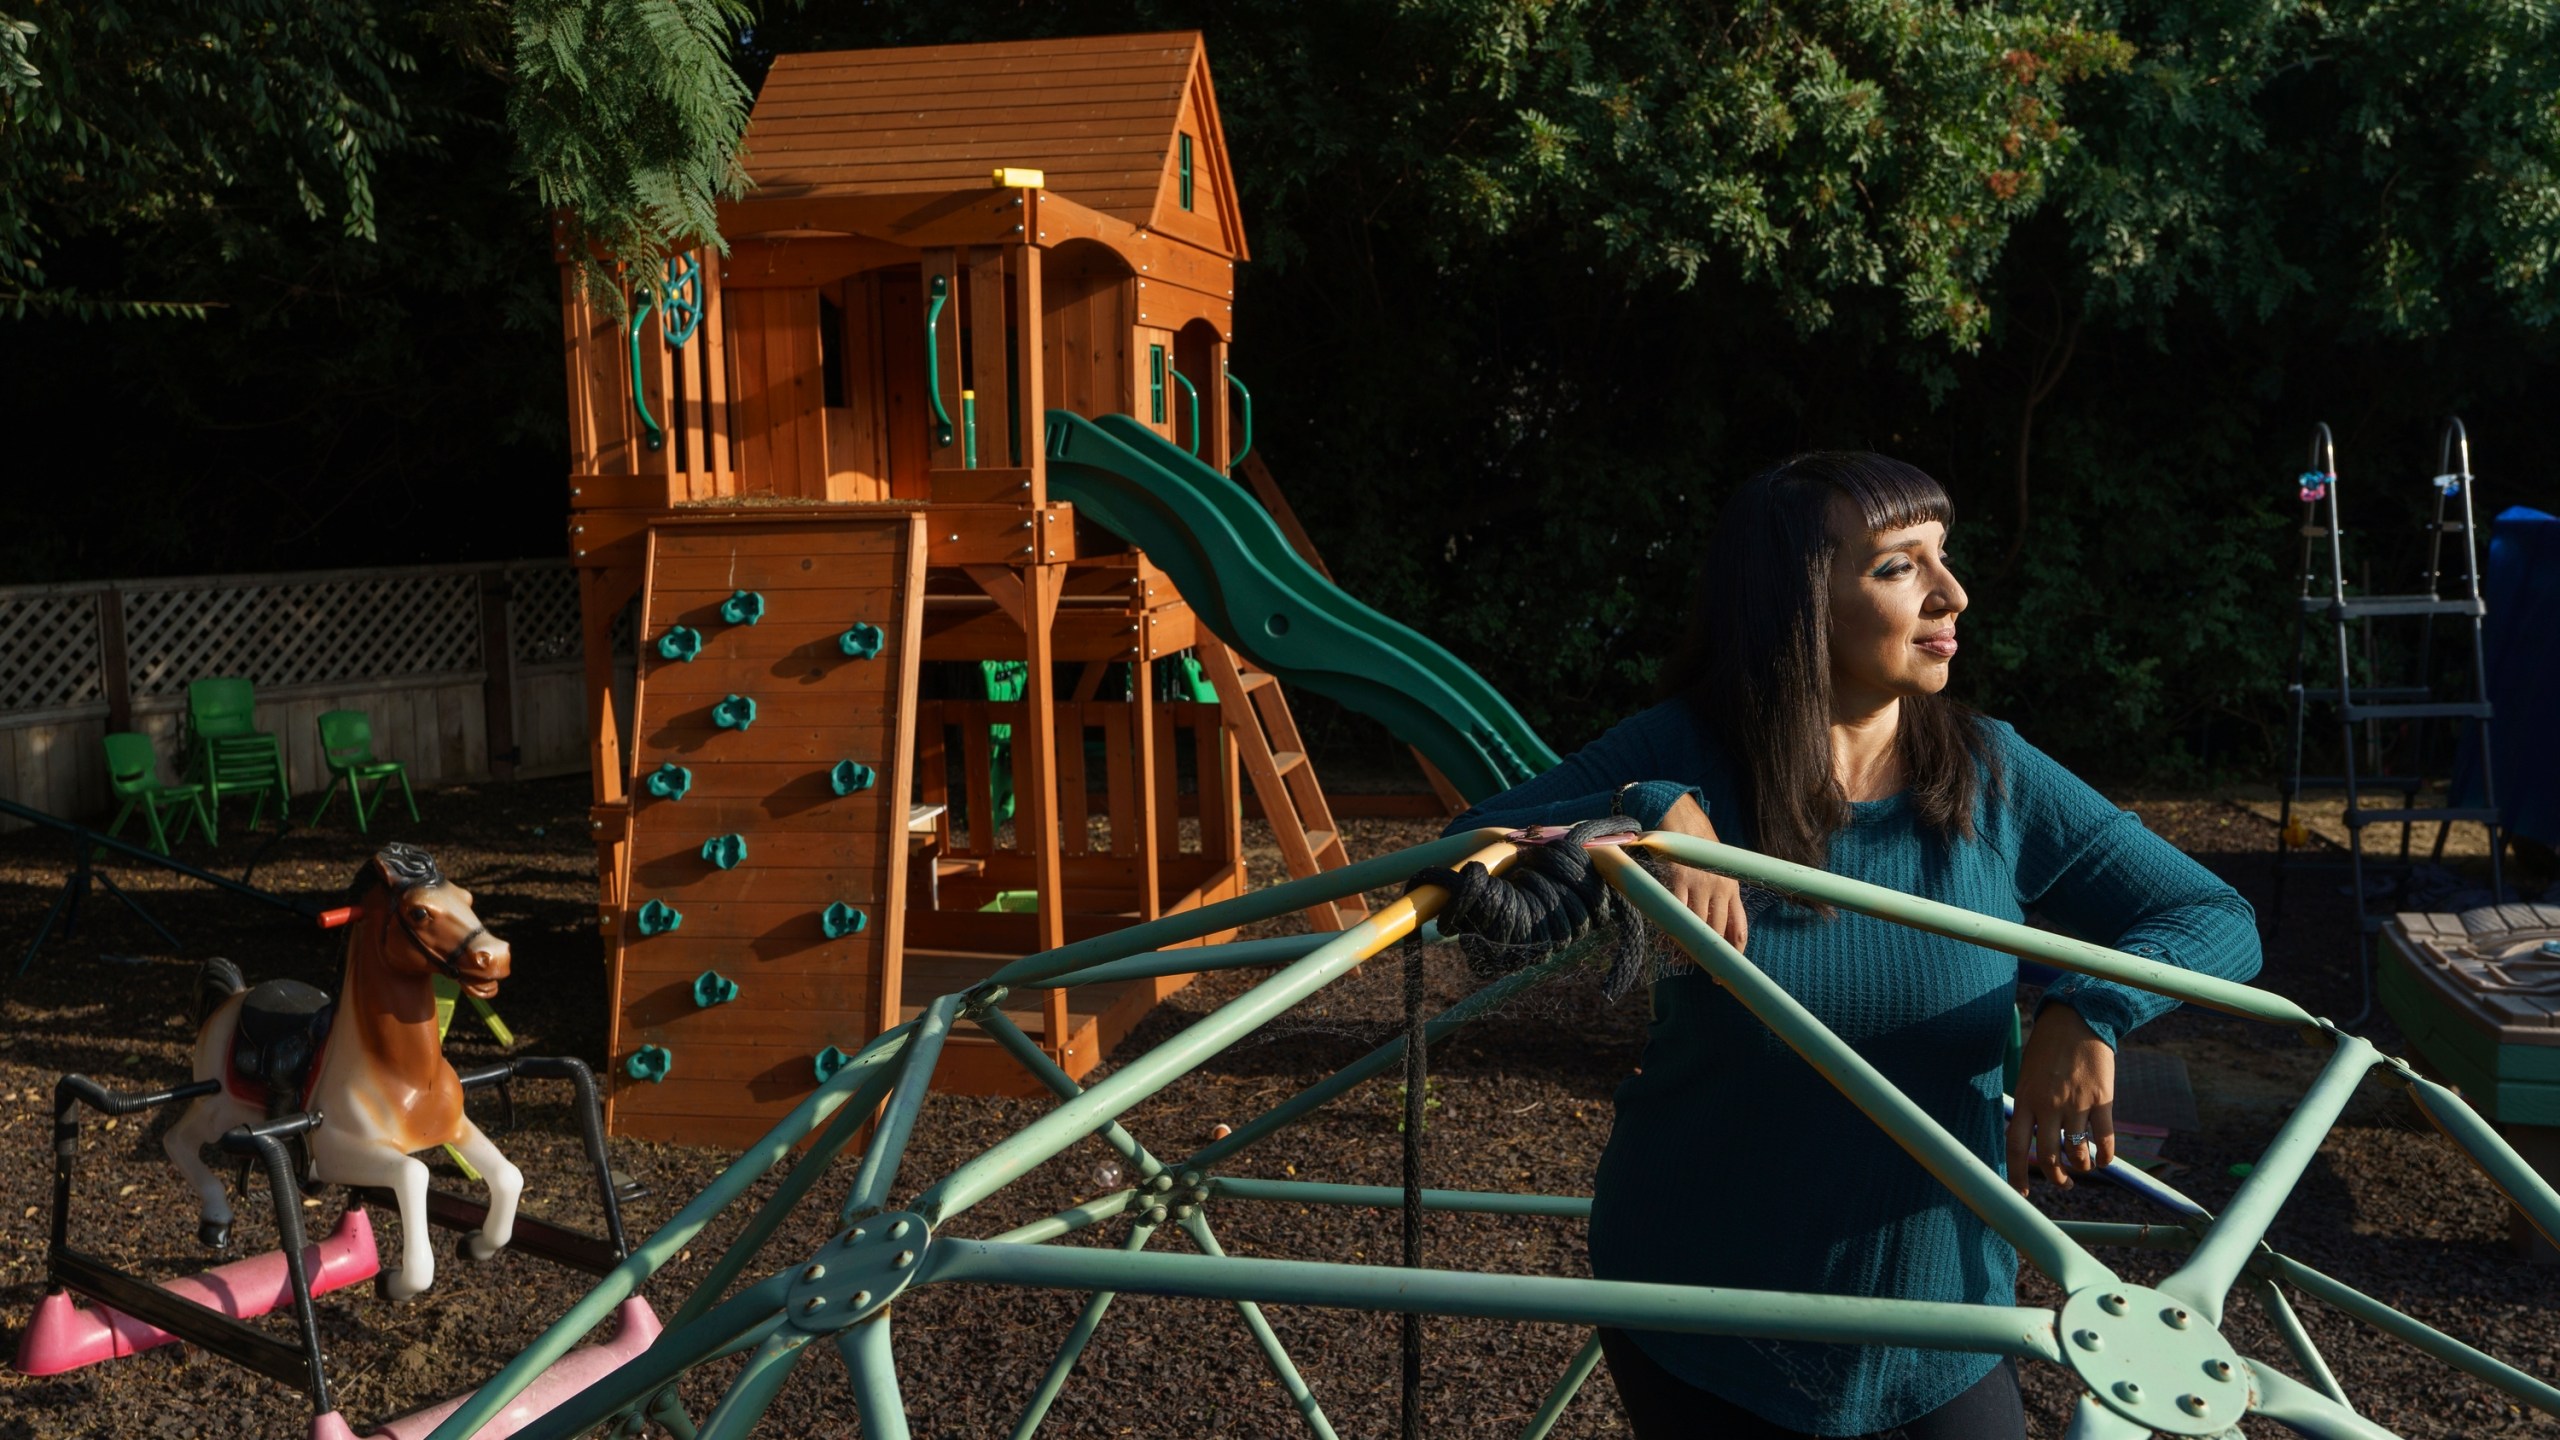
[1446,452,2260,1439]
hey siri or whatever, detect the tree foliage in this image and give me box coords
[3,1,2556,780]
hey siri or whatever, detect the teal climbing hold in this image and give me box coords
[814,1045,853,1082]
[647,762,692,800]
[701,832,747,870]
[713,694,757,730]
[692,970,739,1007]
[637,899,684,936]
[626,1045,672,1083]
[720,589,766,626]
[821,902,868,939]
[830,760,877,795]
[840,622,885,659]
[656,625,703,662]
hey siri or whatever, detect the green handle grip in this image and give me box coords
[926,275,954,448]
[1171,370,1200,457]
[629,284,664,452]
[1226,370,1253,468]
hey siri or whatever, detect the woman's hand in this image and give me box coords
[2006,1002,2115,1195]
[1656,795,1747,953]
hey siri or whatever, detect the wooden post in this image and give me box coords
[1130,654,1162,920]
[1016,561,1071,1059]
[701,248,733,497]
[966,247,1013,468]
[1013,242,1047,507]
[95,588,132,736]
[477,572,519,782]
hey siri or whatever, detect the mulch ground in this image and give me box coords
[0,776,2553,1438]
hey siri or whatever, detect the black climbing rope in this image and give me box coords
[1408,815,1660,998]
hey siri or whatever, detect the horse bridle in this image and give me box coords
[390,883,495,982]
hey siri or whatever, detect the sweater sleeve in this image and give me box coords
[1998,727,2263,1048]
[1442,701,1706,836]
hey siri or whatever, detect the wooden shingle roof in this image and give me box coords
[742,32,1245,256]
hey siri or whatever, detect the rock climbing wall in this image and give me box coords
[606,510,929,1148]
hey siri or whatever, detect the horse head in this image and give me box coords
[351,843,510,1000]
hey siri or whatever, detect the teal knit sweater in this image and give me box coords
[1447,699,2261,1436]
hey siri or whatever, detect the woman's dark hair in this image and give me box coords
[1662,451,1997,875]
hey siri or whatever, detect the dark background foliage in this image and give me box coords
[6,0,2556,781]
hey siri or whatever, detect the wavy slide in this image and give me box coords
[1043,411,1559,804]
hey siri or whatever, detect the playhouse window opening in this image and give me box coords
[819,294,848,410]
[1179,133,1195,211]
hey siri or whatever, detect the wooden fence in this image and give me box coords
[0,561,631,831]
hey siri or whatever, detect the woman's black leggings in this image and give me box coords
[1598,1329,2026,1439]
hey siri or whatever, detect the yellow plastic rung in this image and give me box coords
[992,166,1046,189]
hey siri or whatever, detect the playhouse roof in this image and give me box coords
[741,31,1247,259]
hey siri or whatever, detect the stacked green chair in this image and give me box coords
[101,732,214,855]
[308,708,417,833]
[185,677,290,839]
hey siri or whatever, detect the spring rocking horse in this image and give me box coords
[17,844,657,1440]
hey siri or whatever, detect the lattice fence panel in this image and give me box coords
[508,564,583,665]
[124,573,483,700]
[504,563,630,666]
[0,592,104,714]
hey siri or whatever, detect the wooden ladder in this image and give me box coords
[1192,634,1367,931]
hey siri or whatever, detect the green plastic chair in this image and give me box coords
[101,732,213,855]
[308,709,417,833]
[186,677,290,839]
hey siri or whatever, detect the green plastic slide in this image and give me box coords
[1043,411,1559,803]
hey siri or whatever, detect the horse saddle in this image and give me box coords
[228,979,336,1117]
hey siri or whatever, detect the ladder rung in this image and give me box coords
[2340,702,2491,722]
[1271,749,1307,776]
[2299,595,2486,618]
[1303,828,1338,855]
[1237,670,1277,693]
[2342,807,2501,828]
[2289,775,2433,791]
[2291,686,2431,705]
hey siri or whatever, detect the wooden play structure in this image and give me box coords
[561,33,1366,1146]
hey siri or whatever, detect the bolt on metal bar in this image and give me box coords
[2246,1360,2402,1440]
[924,1239,2065,1360]
[845,994,964,1220]
[432,1027,914,1440]
[922,842,1518,1223]
[1212,1175,1591,1219]
[2063,1393,2146,1439]
[984,1189,1139,1247]
[1520,1332,1604,1440]
[1183,1211,1342,1440]
[664,1045,910,1334]
[987,830,1497,989]
[1186,934,1600,1173]
[511,1281,794,1440]
[840,1315,913,1440]
[2245,1274,2354,1410]
[2051,1221,2201,1252]
[1635,832,2318,1028]
[2161,1035,2380,1325]
[696,1329,814,1440]
[1596,846,2115,1296]
[2257,1252,2560,1416]
[1010,1216,1165,1440]
[971,1001,1175,1182]
[2396,1066,2560,1250]
[1040,931,1336,989]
